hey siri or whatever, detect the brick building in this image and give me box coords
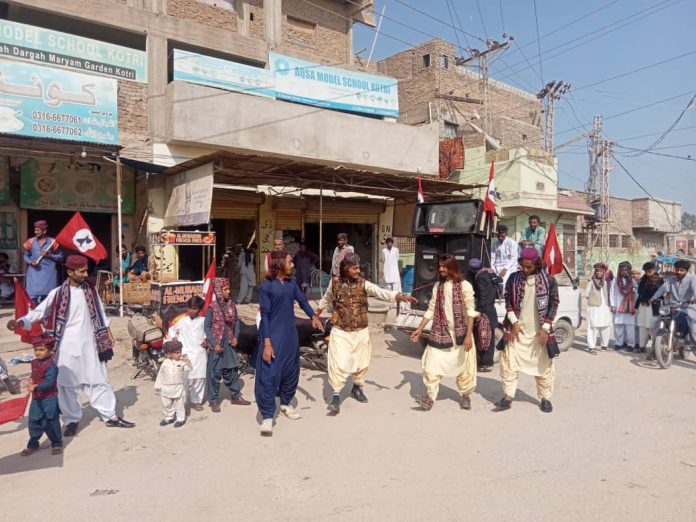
[377,39,543,150]
[0,0,470,291]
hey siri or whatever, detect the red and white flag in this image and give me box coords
[483,161,496,216]
[542,223,563,276]
[417,176,425,204]
[14,278,42,344]
[200,258,216,316]
[54,212,108,262]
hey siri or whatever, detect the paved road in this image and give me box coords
[1,319,696,521]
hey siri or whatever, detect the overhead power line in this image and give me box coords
[531,0,544,84]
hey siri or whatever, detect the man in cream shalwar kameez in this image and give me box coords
[496,248,559,413]
[411,254,478,411]
[381,238,402,293]
[317,253,414,414]
[585,263,612,354]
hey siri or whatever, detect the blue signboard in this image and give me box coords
[0,20,147,83]
[270,52,399,117]
[173,49,275,98]
[0,58,118,144]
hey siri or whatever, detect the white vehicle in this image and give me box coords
[392,264,581,354]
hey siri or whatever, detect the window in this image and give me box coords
[576,233,588,247]
[621,235,631,248]
[444,122,458,138]
[609,234,619,248]
[536,182,545,191]
[422,53,431,68]
[440,54,449,69]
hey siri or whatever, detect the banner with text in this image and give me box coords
[0,20,147,82]
[0,59,118,144]
[173,49,275,98]
[164,163,214,227]
[269,52,399,117]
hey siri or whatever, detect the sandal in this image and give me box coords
[416,396,434,411]
[20,447,38,457]
[51,447,63,455]
[588,348,598,355]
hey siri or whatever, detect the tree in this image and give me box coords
[683,212,696,230]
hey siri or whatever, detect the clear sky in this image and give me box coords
[352,0,696,212]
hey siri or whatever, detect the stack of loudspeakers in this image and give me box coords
[411,200,490,311]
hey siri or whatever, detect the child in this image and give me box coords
[584,263,612,354]
[21,334,63,456]
[611,261,637,351]
[154,340,192,428]
[168,296,207,411]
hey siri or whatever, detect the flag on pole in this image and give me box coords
[542,223,563,276]
[14,278,42,344]
[417,176,425,203]
[54,212,108,262]
[483,161,496,216]
[200,258,216,316]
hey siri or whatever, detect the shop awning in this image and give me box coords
[109,154,170,174]
[163,151,483,202]
[0,135,120,160]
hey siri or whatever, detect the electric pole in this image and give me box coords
[584,114,612,273]
[537,80,571,153]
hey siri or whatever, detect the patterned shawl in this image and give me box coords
[476,313,492,352]
[636,275,663,306]
[44,280,113,362]
[209,277,237,345]
[506,269,559,326]
[429,280,467,349]
[615,276,636,314]
[591,272,606,291]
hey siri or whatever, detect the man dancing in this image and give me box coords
[495,248,559,413]
[9,255,134,435]
[317,253,415,414]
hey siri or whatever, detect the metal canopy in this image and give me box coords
[163,151,482,202]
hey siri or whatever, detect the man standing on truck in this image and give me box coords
[410,254,478,411]
[495,248,559,414]
[317,252,415,415]
[491,224,518,290]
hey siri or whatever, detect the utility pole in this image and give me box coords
[584,114,612,273]
[456,38,511,135]
[537,80,571,153]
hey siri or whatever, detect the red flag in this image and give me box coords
[483,161,496,216]
[200,258,216,316]
[54,212,108,262]
[417,176,425,203]
[14,278,42,344]
[542,223,563,276]
[0,394,30,425]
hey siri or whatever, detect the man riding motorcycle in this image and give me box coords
[653,259,696,343]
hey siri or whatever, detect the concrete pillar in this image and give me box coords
[263,0,282,47]
[235,0,250,35]
[147,34,168,141]
[377,201,395,284]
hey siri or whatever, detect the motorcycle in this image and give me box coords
[128,317,165,380]
[652,299,695,369]
[0,356,21,395]
[236,317,331,372]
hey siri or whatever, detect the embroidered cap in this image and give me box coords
[65,255,89,270]
[163,340,183,354]
[468,258,482,270]
[519,248,539,262]
[31,333,56,349]
[33,220,48,230]
[342,252,361,267]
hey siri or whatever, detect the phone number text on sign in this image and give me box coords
[32,111,81,124]
[31,123,82,136]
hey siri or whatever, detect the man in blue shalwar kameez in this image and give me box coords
[23,220,64,304]
[255,250,322,437]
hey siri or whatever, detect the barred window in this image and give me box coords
[577,233,588,247]
[621,235,631,248]
[609,234,619,248]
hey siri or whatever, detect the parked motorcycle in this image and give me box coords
[128,317,165,380]
[0,356,21,395]
[652,299,695,369]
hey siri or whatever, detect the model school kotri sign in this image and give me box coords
[0,20,147,83]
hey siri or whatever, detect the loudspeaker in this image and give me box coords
[411,234,489,311]
[412,200,483,235]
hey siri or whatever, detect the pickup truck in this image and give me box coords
[390,264,582,355]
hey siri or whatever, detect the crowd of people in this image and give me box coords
[8,220,696,451]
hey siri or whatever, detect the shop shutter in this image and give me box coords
[211,190,262,220]
[274,208,302,230]
[304,200,384,224]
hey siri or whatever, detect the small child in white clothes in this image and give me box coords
[155,340,192,428]
[168,296,208,411]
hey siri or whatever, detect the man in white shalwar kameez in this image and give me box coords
[8,255,135,436]
[381,238,402,293]
[317,253,415,414]
[168,296,207,410]
[411,254,478,411]
[491,224,518,289]
[584,262,612,354]
[495,248,559,413]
